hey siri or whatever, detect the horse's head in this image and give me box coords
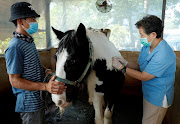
[51,23,90,108]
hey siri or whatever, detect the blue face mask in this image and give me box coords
[140,38,151,47]
[23,20,38,35]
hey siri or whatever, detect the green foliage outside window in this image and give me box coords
[33,31,46,49]
[0,38,11,54]
[0,32,46,54]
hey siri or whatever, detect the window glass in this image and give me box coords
[1,1,176,53]
[164,0,180,51]
[33,11,46,49]
[50,0,163,51]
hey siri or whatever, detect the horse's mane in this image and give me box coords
[56,30,78,54]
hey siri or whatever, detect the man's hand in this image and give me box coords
[112,57,123,70]
[45,76,67,94]
[113,56,128,66]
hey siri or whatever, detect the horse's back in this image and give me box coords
[87,29,121,70]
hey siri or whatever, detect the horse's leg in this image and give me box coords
[93,92,105,124]
[87,71,96,105]
[104,105,114,124]
[59,107,65,119]
[87,71,105,124]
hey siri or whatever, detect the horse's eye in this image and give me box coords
[68,60,76,65]
[71,60,76,64]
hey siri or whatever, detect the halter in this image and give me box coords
[52,37,94,86]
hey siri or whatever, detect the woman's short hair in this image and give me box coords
[135,15,164,38]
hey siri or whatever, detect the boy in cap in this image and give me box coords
[5,2,67,124]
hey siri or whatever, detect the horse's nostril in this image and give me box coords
[58,100,63,106]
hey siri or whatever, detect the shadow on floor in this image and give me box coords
[45,94,143,124]
[112,94,143,124]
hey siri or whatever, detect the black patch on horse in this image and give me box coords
[93,59,125,110]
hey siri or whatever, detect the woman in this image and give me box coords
[112,15,176,124]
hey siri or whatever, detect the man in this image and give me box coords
[5,2,66,124]
[112,15,176,124]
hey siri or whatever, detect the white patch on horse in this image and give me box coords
[104,105,114,124]
[93,92,105,124]
[86,29,121,70]
[95,76,103,86]
[55,48,68,78]
[87,70,96,105]
[52,48,70,115]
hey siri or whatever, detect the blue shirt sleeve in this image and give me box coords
[144,50,173,77]
[137,49,142,64]
[138,46,145,65]
[5,46,24,74]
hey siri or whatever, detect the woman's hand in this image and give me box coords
[112,56,128,66]
[112,57,124,70]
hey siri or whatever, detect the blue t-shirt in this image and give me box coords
[138,40,176,107]
[5,37,45,112]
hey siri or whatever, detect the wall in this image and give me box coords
[164,57,180,124]
[0,57,10,94]
[39,48,56,70]
[120,51,142,96]
[0,49,180,123]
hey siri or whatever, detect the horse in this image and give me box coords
[51,23,125,124]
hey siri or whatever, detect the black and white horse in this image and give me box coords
[51,23,125,124]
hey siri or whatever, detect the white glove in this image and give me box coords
[112,57,123,70]
[112,56,128,67]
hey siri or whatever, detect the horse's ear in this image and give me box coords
[52,27,64,39]
[76,23,86,39]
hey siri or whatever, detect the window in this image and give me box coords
[164,0,180,51]
[50,0,163,51]
[0,0,180,54]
